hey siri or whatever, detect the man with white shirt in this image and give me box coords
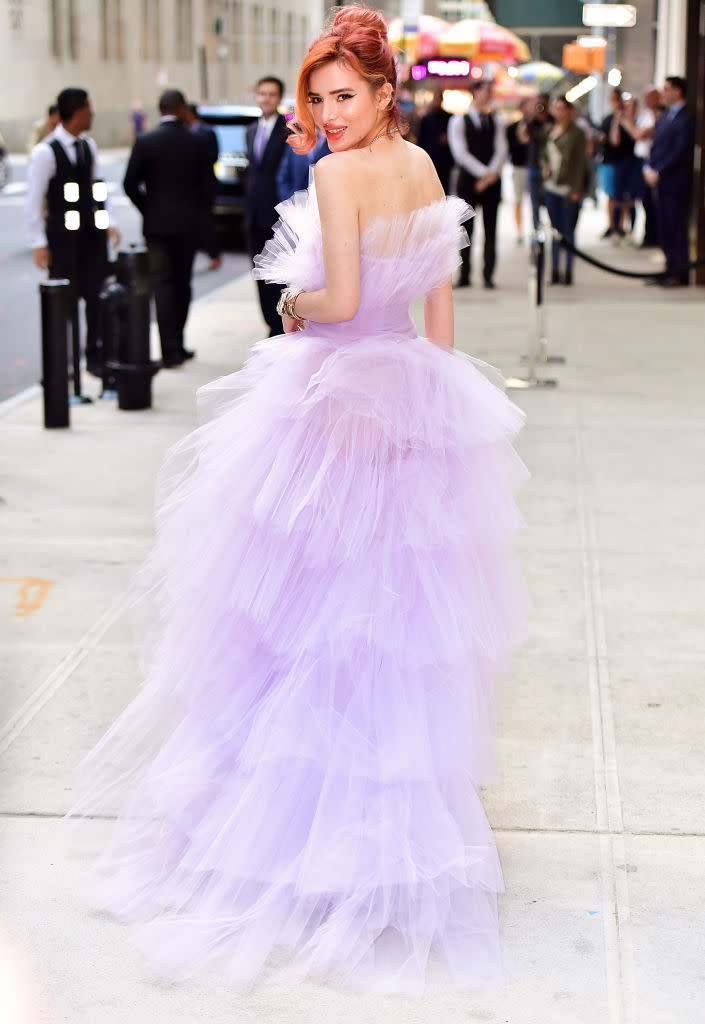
[448,80,507,289]
[245,77,288,335]
[26,87,119,375]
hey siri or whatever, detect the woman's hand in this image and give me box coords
[282,314,305,333]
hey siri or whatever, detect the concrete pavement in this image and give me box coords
[1,195,704,1024]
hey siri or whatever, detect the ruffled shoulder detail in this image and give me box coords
[359,196,475,300]
[252,173,324,291]
[253,173,475,301]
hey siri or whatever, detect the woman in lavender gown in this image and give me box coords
[72,5,527,995]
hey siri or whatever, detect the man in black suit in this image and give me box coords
[448,80,507,289]
[123,89,214,366]
[417,89,453,194]
[183,102,222,270]
[245,76,289,335]
[643,76,695,287]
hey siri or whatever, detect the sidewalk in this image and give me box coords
[1,197,704,1024]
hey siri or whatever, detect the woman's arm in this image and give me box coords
[290,157,361,323]
[424,280,454,348]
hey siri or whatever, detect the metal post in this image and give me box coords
[506,229,558,390]
[40,280,71,428]
[107,245,159,411]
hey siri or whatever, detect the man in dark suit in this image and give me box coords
[123,89,214,366]
[644,76,695,287]
[448,80,507,289]
[417,89,453,194]
[183,102,221,270]
[245,76,289,335]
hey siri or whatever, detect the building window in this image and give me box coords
[231,1,243,62]
[176,0,193,60]
[68,0,79,59]
[285,11,293,66]
[115,0,125,59]
[100,0,109,58]
[49,0,61,57]
[251,4,263,63]
[142,0,161,60]
[268,8,278,64]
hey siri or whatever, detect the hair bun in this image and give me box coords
[332,5,388,42]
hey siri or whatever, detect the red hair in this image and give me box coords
[293,5,403,152]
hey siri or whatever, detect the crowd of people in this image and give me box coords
[415,75,694,289]
[24,71,695,384]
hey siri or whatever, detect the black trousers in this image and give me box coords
[49,233,108,362]
[642,183,659,247]
[198,209,221,260]
[146,234,197,360]
[655,184,690,283]
[248,222,283,336]
[459,182,501,285]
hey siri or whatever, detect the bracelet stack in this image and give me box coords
[276,288,306,321]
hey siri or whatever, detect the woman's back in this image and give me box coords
[327,138,444,234]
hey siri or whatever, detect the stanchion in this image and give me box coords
[40,279,71,428]
[506,228,558,390]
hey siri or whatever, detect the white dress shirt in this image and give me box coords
[448,107,508,179]
[26,122,112,248]
[634,108,655,160]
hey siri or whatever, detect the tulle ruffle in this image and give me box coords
[253,175,475,313]
[71,326,527,995]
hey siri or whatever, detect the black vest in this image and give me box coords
[464,112,495,166]
[46,138,101,248]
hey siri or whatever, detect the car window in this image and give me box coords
[211,124,248,156]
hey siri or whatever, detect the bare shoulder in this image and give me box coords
[314,149,359,185]
[401,139,445,201]
[313,153,359,220]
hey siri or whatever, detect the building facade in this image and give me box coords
[0,0,324,150]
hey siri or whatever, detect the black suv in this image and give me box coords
[196,105,260,236]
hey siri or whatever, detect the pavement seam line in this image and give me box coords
[0,591,130,757]
[577,410,638,1024]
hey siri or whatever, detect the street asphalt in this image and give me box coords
[1,194,704,1024]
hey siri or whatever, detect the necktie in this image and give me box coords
[255,122,268,163]
[73,139,85,167]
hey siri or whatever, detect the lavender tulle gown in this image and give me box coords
[72,181,527,995]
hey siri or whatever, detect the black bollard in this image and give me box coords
[98,277,127,397]
[116,246,151,365]
[107,245,160,411]
[40,280,71,428]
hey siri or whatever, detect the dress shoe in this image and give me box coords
[659,277,687,288]
[179,348,196,361]
[601,227,613,240]
[162,353,185,368]
[549,268,561,285]
[208,256,222,271]
[644,276,663,286]
[563,269,573,286]
[453,278,470,289]
[483,279,495,290]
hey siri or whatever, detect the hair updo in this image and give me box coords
[293,5,403,152]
